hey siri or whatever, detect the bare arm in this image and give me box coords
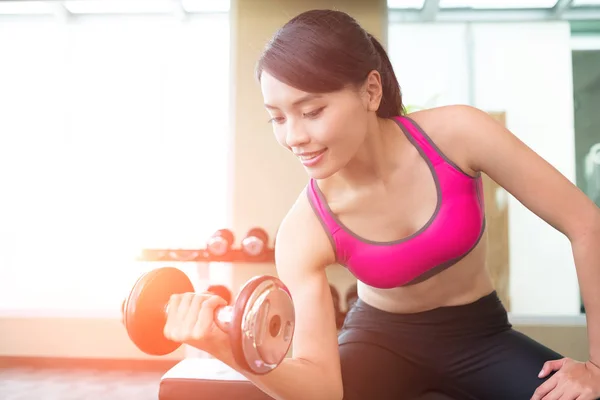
[447,105,600,364]
[215,188,343,400]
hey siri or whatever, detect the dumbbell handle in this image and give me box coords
[164,304,234,333]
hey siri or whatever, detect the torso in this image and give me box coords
[310,108,496,314]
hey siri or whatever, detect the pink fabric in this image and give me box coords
[307,116,485,289]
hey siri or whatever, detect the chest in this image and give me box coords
[330,160,439,243]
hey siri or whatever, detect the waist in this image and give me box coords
[343,290,511,336]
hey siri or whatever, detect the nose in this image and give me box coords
[285,121,310,148]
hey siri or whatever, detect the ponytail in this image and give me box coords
[368,34,405,118]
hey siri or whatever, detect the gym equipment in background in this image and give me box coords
[241,228,270,258]
[206,229,235,260]
[138,226,275,263]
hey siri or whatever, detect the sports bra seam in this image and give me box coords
[425,216,487,274]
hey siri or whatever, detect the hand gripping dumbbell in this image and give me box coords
[122,267,295,375]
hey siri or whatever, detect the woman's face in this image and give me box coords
[260,71,375,180]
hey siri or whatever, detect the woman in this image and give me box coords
[163,9,600,400]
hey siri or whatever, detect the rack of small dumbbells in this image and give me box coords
[132,227,359,332]
[134,227,273,305]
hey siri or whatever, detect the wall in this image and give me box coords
[388,21,580,316]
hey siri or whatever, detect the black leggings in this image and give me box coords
[338,291,564,400]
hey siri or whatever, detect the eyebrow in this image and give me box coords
[264,94,323,110]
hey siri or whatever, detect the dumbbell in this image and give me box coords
[241,227,269,258]
[121,283,233,324]
[206,229,235,257]
[206,284,233,305]
[122,267,295,375]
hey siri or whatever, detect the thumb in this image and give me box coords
[538,358,566,378]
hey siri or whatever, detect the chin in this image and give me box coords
[303,164,340,180]
[297,149,344,180]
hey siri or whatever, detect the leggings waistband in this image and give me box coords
[343,290,511,333]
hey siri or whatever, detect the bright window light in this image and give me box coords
[63,0,176,14]
[388,0,426,9]
[572,0,600,5]
[439,0,558,8]
[0,13,231,313]
[181,0,230,13]
[0,1,55,14]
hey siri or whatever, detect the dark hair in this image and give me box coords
[255,9,405,118]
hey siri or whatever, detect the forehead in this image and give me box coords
[260,71,313,105]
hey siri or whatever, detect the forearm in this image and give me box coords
[215,347,342,400]
[571,224,600,364]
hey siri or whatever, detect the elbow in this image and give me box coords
[292,356,344,400]
[567,208,600,244]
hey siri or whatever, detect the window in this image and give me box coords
[0,11,231,314]
[438,0,558,8]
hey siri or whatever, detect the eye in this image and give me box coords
[303,107,325,119]
[268,116,285,124]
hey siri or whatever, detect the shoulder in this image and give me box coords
[408,104,491,126]
[404,105,500,175]
[275,184,337,274]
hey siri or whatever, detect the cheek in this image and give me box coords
[314,108,358,144]
[325,107,368,145]
[272,127,288,148]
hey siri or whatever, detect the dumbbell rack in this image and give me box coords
[137,227,275,264]
[137,247,275,263]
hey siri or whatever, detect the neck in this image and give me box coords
[334,117,403,189]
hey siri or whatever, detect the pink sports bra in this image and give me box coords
[307,116,486,289]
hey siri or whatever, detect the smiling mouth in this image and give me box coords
[297,149,326,161]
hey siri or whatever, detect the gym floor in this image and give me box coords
[0,366,163,399]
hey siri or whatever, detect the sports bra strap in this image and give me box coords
[394,116,445,166]
[306,179,341,235]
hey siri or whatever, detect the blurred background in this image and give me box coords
[0,0,598,392]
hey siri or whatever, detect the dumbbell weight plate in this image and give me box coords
[207,284,233,305]
[123,267,194,356]
[230,276,295,375]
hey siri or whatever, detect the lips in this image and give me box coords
[296,149,326,161]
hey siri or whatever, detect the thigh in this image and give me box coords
[338,329,435,400]
[445,328,563,400]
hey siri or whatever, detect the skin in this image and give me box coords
[163,69,600,400]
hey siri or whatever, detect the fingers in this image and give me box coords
[193,295,227,339]
[164,292,219,343]
[539,358,567,378]
[183,293,205,338]
[542,386,564,400]
[532,375,559,400]
[163,293,184,339]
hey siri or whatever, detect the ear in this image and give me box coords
[362,70,383,112]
